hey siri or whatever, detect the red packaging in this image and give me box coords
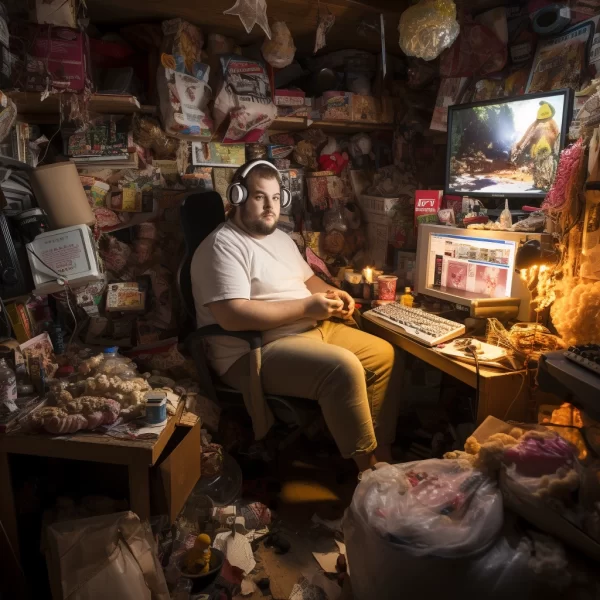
[25,25,87,92]
[443,194,463,215]
[414,190,443,230]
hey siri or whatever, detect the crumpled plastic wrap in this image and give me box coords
[261,21,296,69]
[398,0,460,61]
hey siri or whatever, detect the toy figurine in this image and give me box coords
[184,533,212,574]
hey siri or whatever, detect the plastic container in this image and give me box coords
[97,347,137,379]
[401,287,414,307]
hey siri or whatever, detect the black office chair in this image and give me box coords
[177,191,321,448]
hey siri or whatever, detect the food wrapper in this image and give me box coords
[132,116,180,159]
[157,18,214,140]
[213,54,277,143]
[261,21,296,69]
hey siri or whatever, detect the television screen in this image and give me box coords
[446,90,573,198]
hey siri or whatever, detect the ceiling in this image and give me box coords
[85,0,410,54]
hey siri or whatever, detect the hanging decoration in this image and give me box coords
[314,0,335,54]
[224,0,271,39]
[398,0,460,61]
[262,21,296,68]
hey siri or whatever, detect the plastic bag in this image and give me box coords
[45,511,169,600]
[344,461,545,600]
[503,430,577,478]
[499,198,513,229]
[350,460,503,556]
[261,21,296,69]
[440,15,507,77]
[398,0,460,61]
[213,54,277,143]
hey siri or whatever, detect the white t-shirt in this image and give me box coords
[191,220,316,375]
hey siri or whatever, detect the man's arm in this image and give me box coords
[305,274,335,294]
[208,294,343,332]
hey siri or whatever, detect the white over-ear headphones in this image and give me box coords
[226,160,292,209]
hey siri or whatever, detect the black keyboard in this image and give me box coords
[564,344,600,376]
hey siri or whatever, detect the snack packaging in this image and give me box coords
[213,55,277,143]
[157,19,214,140]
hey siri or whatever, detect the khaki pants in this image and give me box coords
[221,320,404,458]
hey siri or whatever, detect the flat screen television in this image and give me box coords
[445,89,574,199]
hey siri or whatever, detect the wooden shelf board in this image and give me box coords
[8,91,147,116]
[270,117,393,134]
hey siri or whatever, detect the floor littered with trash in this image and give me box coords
[166,414,361,600]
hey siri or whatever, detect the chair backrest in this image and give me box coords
[177,191,226,320]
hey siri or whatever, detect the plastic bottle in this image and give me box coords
[99,347,136,379]
[401,287,414,307]
[0,358,17,409]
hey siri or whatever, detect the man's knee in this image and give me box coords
[321,348,365,390]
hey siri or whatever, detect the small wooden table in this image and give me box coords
[363,313,531,424]
[0,402,184,568]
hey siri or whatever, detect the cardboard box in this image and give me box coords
[352,95,379,123]
[274,89,305,106]
[25,25,87,92]
[151,421,201,523]
[357,194,416,267]
[277,105,310,118]
[317,91,352,121]
[473,416,600,563]
[414,189,443,230]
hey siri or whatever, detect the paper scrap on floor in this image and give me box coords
[213,531,256,574]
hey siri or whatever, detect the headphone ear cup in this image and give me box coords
[228,183,247,206]
[280,188,292,209]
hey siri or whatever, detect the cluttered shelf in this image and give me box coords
[7,91,157,118]
[8,91,393,133]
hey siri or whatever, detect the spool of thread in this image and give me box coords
[29,162,95,229]
[531,4,571,36]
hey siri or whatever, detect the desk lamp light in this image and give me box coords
[515,239,560,271]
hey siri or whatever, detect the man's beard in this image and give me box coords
[241,211,278,236]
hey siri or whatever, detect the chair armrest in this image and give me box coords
[188,324,262,350]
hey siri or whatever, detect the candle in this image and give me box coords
[363,267,373,284]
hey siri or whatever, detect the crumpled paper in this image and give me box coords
[224,0,271,38]
[213,531,256,574]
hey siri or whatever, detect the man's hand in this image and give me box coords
[303,293,344,320]
[327,289,355,319]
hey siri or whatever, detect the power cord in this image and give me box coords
[26,246,79,350]
[466,346,479,423]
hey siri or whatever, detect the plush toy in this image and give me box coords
[318,151,349,175]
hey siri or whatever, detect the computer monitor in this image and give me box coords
[446,89,573,199]
[415,224,553,321]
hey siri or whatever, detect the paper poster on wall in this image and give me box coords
[526,20,594,93]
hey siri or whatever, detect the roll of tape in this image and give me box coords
[532,4,571,36]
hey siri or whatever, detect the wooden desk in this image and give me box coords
[363,313,530,424]
[0,402,184,565]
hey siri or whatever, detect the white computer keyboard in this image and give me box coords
[364,303,466,347]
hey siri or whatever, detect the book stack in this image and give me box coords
[5,296,35,343]
[67,116,138,168]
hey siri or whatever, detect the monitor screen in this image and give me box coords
[424,232,517,302]
[446,90,572,199]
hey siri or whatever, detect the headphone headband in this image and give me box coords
[238,159,280,181]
